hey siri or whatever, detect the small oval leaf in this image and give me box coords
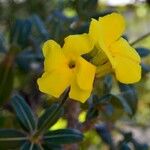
[20,141,31,150]
[43,129,83,144]
[142,63,150,74]
[38,103,64,132]
[136,47,150,57]
[118,83,138,115]
[96,123,113,146]
[0,129,27,149]
[21,141,42,150]
[30,15,50,40]
[11,95,37,132]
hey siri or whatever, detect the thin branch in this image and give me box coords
[130,31,150,46]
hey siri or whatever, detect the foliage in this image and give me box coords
[0,0,150,150]
[0,95,83,149]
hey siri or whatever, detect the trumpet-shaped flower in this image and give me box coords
[37,34,96,103]
[89,13,141,83]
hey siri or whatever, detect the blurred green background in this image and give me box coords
[0,0,150,150]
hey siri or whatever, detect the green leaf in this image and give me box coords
[92,94,132,121]
[0,58,14,105]
[11,95,37,132]
[111,95,132,115]
[43,129,83,144]
[118,83,138,115]
[18,20,32,48]
[31,15,49,40]
[108,99,129,120]
[16,48,43,73]
[141,63,150,74]
[118,143,131,150]
[33,144,43,150]
[132,139,149,150]
[0,129,27,149]
[38,103,64,132]
[94,94,111,104]
[95,94,132,115]
[135,47,150,57]
[42,143,62,150]
[21,141,42,150]
[10,19,32,49]
[20,141,31,150]
[10,19,22,44]
[86,96,99,120]
[96,123,113,146]
[32,144,42,150]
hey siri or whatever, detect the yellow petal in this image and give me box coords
[69,78,92,103]
[42,40,67,71]
[114,56,141,83]
[76,57,96,90]
[63,33,94,56]
[110,38,141,63]
[98,13,125,47]
[97,39,115,66]
[89,18,101,43]
[37,68,72,98]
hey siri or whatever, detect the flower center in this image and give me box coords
[68,60,76,69]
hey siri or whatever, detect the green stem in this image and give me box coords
[96,61,113,78]
[33,89,69,138]
[130,31,150,46]
[56,88,70,111]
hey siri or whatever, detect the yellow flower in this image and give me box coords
[89,13,141,83]
[37,34,96,103]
